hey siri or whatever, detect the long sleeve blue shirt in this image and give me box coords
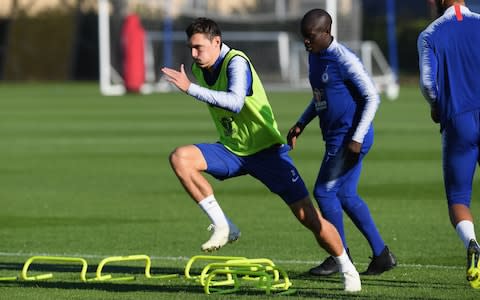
[418,5,480,126]
[298,39,380,146]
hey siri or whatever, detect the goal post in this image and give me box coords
[98,0,125,95]
[97,0,398,99]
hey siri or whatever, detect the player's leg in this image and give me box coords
[288,197,343,254]
[314,152,346,247]
[246,144,361,291]
[289,199,360,292]
[169,143,242,251]
[338,161,396,275]
[313,139,372,246]
[442,111,480,287]
[339,161,384,254]
[309,145,353,276]
[169,144,211,200]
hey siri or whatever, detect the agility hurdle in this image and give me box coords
[184,255,246,281]
[201,261,293,295]
[0,275,17,281]
[185,255,293,295]
[92,254,178,281]
[21,256,89,282]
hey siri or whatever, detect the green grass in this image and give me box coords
[0,83,479,299]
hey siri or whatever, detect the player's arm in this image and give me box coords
[417,32,440,123]
[186,56,251,113]
[341,52,380,150]
[161,57,250,113]
[287,99,316,149]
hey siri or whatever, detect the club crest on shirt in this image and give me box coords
[313,88,327,111]
[322,65,329,83]
[220,116,235,136]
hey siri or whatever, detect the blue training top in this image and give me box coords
[418,5,480,126]
[298,39,380,146]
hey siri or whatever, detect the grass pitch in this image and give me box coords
[0,83,479,299]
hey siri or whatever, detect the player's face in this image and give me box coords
[301,22,331,54]
[188,33,221,69]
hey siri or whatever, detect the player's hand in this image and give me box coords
[430,105,440,123]
[347,140,362,154]
[346,140,361,165]
[287,123,305,149]
[161,64,191,92]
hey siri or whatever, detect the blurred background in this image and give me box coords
[0,0,479,96]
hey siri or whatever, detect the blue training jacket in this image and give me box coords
[298,39,380,147]
[418,5,480,126]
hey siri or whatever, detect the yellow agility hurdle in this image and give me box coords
[186,256,293,295]
[184,255,246,281]
[204,264,271,294]
[91,254,178,281]
[0,275,17,281]
[201,261,293,295]
[226,258,280,282]
[21,256,89,282]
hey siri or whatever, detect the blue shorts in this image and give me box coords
[442,110,480,207]
[195,143,309,205]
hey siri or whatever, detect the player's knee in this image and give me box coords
[169,146,189,171]
[169,148,179,167]
[313,187,335,209]
[313,183,335,199]
[298,213,318,231]
[289,198,322,231]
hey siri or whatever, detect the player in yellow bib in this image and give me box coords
[161,17,361,292]
[192,48,283,155]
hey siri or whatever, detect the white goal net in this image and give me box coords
[98,0,399,99]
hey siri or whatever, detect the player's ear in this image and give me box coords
[212,35,221,47]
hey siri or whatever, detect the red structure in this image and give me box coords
[121,14,145,93]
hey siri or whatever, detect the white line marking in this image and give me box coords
[0,251,463,270]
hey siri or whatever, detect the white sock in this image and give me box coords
[198,195,229,228]
[334,249,356,273]
[456,220,477,249]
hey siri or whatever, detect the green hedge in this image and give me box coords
[4,8,76,80]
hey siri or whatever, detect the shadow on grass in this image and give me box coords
[289,270,466,298]
[0,280,376,298]
[0,263,358,298]
[1,263,467,298]
[0,261,201,294]
[1,280,205,294]
[359,276,467,290]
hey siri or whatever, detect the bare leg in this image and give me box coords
[449,203,474,227]
[169,144,240,251]
[450,203,477,250]
[289,197,361,292]
[169,144,212,202]
[289,197,344,256]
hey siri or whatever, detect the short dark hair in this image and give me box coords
[185,17,222,40]
[301,9,332,34]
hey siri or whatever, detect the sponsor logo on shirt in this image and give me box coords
[313,88,327,112]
